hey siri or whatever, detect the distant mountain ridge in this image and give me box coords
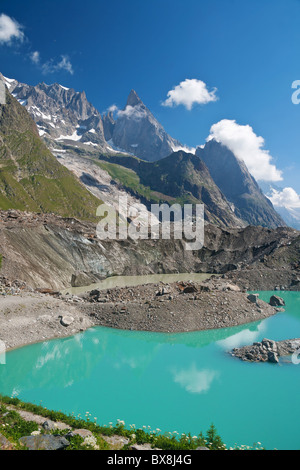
[0,72,287,229]
[196,140,285,228]
[0,73,108,153]
[103,90,186,161]
[96,151,245,227]
[2,74,186,161]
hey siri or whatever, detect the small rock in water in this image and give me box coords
[269,295,285,307]
[268,351,279,363]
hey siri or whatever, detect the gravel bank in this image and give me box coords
[76,277,277,333]
[0,287,93,351]
[0,277,279,350]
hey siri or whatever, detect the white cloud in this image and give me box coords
[106,103,149,122]
[42,55,74,75]
[171,143,196,154]
[107,104,118,113]
[207,119,283,182]
[217,322,266,350]
[173,365,219,394]
[162,78,218,110]
[30,51,40,64]
[117,104,146,120]
[0,13,24,44]
[269,187,300,210]
[56,55,73,74]
[268,186,300,225]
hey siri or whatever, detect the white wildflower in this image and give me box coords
[82,435,98,449]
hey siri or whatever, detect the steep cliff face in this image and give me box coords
[102,111,115,141]
[0,210,298,290]
[196,140,285,228]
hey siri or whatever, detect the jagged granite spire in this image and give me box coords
[111,90,183,161]
[126,89,143,107]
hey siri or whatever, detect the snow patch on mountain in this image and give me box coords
[106,139,134,155]
[2,76,15,90]
[56,130,82,141]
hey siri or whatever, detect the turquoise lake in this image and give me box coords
[0,291,299,450]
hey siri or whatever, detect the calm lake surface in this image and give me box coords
[64,272,212,295]
[0,291,299,450]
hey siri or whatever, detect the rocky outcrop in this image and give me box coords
[19,435,70,451]
[231,338,300,363]
[3,74,185,162]
[225,229,300,291]
[269,295,285,307]
[0,434,14,450]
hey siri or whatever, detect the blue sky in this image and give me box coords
[1,0,300,203]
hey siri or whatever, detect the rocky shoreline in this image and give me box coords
[0,276,94,350]
[231,338,300,364]
[76,278,279,333]
[0,276,280,350]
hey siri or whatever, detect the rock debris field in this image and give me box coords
[76,277,279,334]
[0,275,290,362]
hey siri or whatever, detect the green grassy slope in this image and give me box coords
[95,152,242,227]
[0,90,102,221]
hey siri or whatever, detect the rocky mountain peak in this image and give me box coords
[0,73,18,93]
[3,74,107,152]
[126,89,143,107]
[111,90,183,161]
